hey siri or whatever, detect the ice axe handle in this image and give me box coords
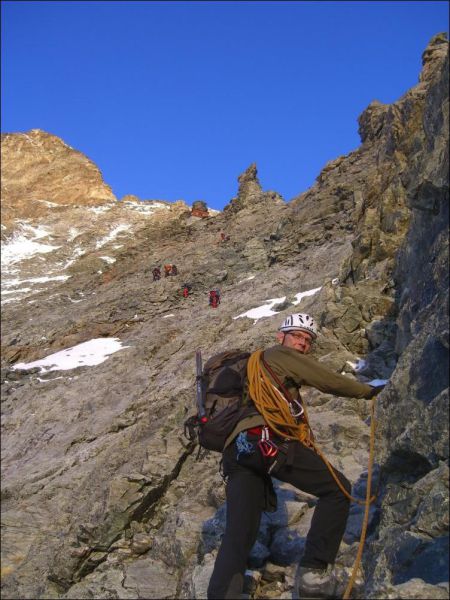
[195,350,206,419]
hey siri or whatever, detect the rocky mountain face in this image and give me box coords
[1,34,448,600]
[1,129,117,233]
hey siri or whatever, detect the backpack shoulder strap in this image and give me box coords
[260,352,295,404]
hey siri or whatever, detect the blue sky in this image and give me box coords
[1,1,448,210]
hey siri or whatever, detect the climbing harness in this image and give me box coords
[247,349,379,599]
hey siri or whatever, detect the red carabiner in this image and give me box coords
[266,441,278,457]
[258,439,278,457]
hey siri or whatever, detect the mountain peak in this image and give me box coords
[1,129,116,228]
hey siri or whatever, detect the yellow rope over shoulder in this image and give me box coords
[247,350,314,447]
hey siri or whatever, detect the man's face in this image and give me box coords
[277,330,314,354]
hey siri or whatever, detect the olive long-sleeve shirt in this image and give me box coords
[224,344,374,448]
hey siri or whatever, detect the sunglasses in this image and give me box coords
[286,331,314,344]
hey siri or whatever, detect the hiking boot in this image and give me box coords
[296,564,337,599]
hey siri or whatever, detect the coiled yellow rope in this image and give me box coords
[247,350,378,599]
[247,350,314,447]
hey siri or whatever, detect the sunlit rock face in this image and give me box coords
[0,129,118,233]
[1,35,448,600]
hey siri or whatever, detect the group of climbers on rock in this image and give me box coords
[181,285,221,307]
[151,225,230,303]
[152,264,179,280]
[152,265,222,307]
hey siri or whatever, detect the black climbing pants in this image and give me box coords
[207,435,351,599]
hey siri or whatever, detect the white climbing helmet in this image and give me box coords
[279,313,318,339]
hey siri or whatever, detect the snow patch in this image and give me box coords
[100,256,116,264]
[11,338,130,373]
[89,205,114,214]
[95,224,131,250]
[1,225,60,269]
[291,287,322,305]
[63,247,85,269]
[36,199,60,207]
[21,275,69,285]
[234,297,286,323]
[2,287,33,295]
[68,228,80,241]
[122,201,171,214]
[1,274,70,304]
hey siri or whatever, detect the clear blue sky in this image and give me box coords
[1,1,448,210]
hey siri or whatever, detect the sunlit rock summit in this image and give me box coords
[1,34,448,600]
[0,129,117,230]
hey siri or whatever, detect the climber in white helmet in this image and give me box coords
[207,313,385,600]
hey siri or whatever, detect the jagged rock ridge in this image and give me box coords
[0,34,448,600]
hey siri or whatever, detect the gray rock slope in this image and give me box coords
[1,34,448,599]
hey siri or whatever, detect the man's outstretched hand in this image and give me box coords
[366,379,388,398]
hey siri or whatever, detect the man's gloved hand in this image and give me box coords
[367,384,386,398]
